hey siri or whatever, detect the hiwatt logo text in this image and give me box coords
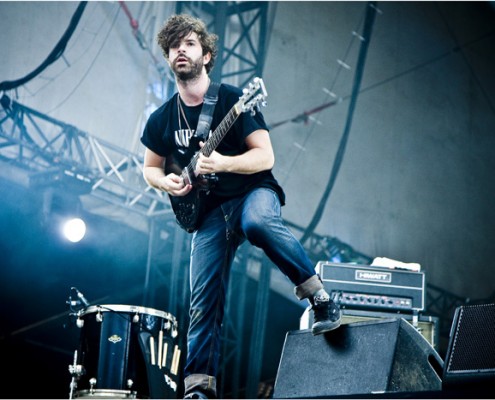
[355,270,392,283]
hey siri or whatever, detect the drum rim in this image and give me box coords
[75,388,137,398]
[79,304,176,322]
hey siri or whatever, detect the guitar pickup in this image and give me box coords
[200,174,218,182]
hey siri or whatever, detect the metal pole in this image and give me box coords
[245,255,271,398]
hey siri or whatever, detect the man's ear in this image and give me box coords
[203,52,211,66]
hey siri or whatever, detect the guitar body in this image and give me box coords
[164,77,268,233]
[165,145,213,233]
[168,189,208,233]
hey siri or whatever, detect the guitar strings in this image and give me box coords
[180,88,259,174]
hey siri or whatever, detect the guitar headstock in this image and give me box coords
[239,77,268,116]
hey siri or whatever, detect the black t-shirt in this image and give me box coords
[140,83,285,214]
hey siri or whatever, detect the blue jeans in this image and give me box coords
[184,188,321,395]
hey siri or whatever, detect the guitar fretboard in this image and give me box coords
[202,105,240,156]
[183,103,241,178]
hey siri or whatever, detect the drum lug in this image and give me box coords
[132,313,139,323]
[96,310,103,322]
[127,379,134,389]
[89,377,97,394]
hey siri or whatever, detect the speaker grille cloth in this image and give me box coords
[447,303,495,373]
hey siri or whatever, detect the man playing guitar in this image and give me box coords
[140,14,341,399]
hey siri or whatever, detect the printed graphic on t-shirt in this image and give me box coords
[174,128,212,155]
[174,129,195,154]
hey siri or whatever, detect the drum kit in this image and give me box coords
[67,288,181,399]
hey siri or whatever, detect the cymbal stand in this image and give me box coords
[68,349,84,399]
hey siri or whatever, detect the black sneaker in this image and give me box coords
[311,295,341,335]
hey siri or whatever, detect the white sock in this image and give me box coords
[314,289,330,300]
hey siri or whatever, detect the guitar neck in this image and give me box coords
[184,103,241,179]
[202,103,241,156]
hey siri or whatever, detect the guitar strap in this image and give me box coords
[194,81,221,141]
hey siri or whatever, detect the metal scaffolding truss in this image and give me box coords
[0,94,172,220]
[175,1,275,88]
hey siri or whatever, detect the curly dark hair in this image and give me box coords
[157,14,218,74]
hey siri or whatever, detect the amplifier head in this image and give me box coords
[316,261,425,312]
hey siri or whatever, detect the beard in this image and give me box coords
[171,55,204,82]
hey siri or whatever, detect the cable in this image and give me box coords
[357,28,495,103]
[45,4,121,114]
[0,2,88,93]
[300,1,379,245]
[25,4,111,99]
[435,3,495,115]
[274,5,367,189]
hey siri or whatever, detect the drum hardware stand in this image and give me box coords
[170,320,179,339]
[67,287,93,328]
[69,287,91,308]
[68,350,85,399]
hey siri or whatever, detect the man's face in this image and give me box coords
[168,32,210,81]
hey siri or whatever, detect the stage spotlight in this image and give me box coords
[62,217,86,243]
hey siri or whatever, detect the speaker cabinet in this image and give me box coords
[443,303,495,392]
[273,318,443,398]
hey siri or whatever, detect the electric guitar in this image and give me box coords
[165,77,268,233]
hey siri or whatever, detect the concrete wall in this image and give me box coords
[1,1,494,301]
